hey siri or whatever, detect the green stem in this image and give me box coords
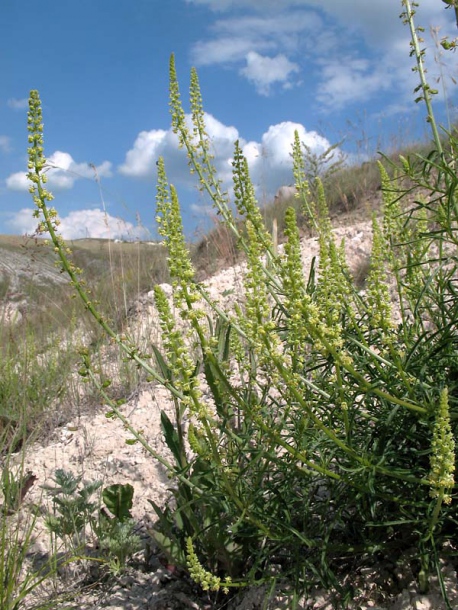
[426,488,447,541]
[402,0,443,154]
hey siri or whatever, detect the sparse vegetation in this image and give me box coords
[43,470,142,574]
[1,1,458,608]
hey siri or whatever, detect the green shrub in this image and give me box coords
[26,1,458,606]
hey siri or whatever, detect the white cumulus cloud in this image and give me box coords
[240,52,300,95]
[120,114,337,202]
[118,128,181,178]
[6,208,148,241]
[242,121,333,196]
[119,113,239,185]
[5,173,30,191]
[6,152,112,192]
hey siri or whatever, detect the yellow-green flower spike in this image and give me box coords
[291,130,316,230]
[169,54,188,150]
[153,285,202,413]
[155,157,198,306]
[232,141,272,252]
[313,183,350,356]
[378,161,400,240]
[240,220,279,364]
[27,91,54,210]
[186,538,231,593]
[280,207,311,367]
[366,214,395,344]
[429,387,455,504]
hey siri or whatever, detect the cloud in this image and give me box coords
[190,10,318,93]
[189,202,214,217]
[5,173,30,191]
[0,136,11,153]
[187,0,453,46]
[186,0,457,108]
[192,37,264,66]
[187,0,442,23]
[240,52,300,95]
[119,113,238,185]
[7,98,28,110]
[209,12,322,49]
[186,0,308,10]
[6,151,112,192]
[186,0,242,9]
[301,0,449,49]
[315,57,392,110]
[120,113,336,201]
[242,121,333,196]
[118,128,179,178]
[6,208,148,240]
[190,11,321,66]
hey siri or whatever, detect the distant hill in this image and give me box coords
[0,234,169,330]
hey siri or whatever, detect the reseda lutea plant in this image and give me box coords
[28,4,458,606]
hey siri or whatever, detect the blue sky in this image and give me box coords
[1,0,457,240]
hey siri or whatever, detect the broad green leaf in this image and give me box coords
[102,483,134,521]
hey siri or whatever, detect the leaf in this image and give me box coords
[204,359,224,417]
[147,500,191,567]
[148,498,165,520]
[102,483,134,522]
[160,410,186,468]
[215,317,232,362]
[150,528,187,567]
[307,256,317,293]
[152,344,172,381]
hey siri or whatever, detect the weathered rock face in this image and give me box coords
[0,302,24,325]
[0,244,68,290]
[0,239,69,325]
